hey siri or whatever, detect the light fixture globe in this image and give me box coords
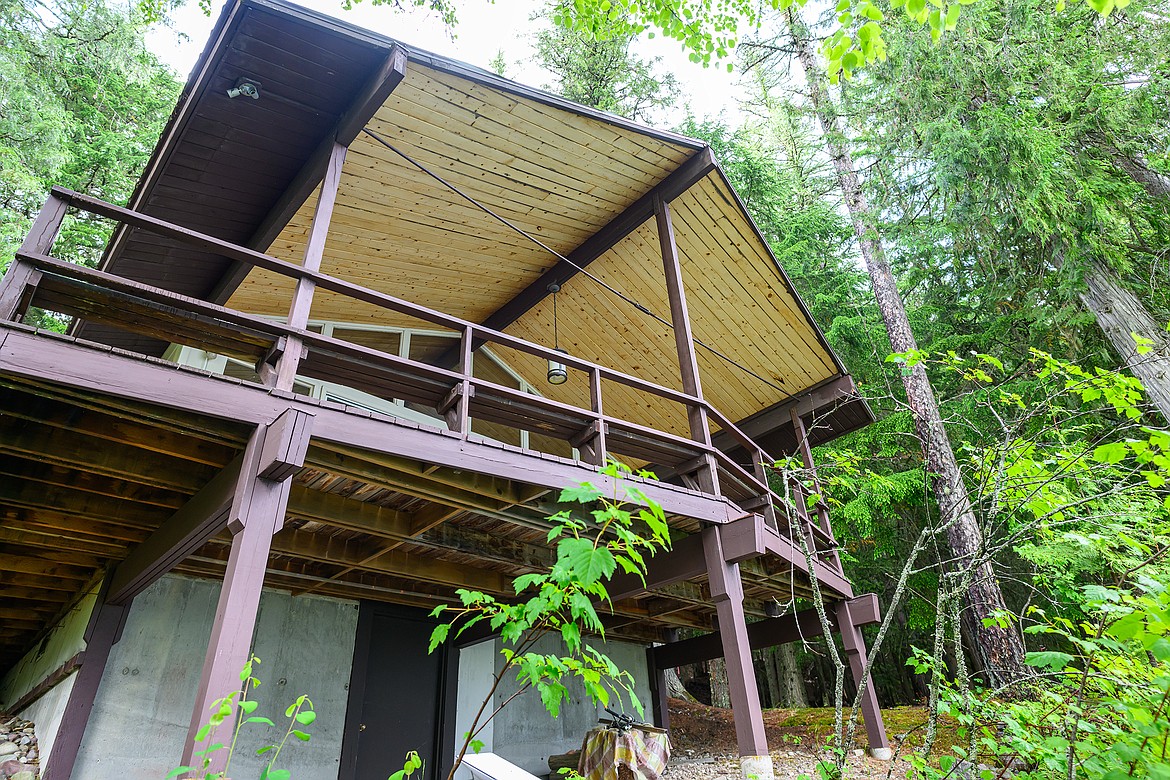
[547,348,569,385]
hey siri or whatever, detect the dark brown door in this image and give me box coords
[341,603,448,780]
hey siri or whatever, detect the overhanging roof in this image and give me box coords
[74,0,872,453]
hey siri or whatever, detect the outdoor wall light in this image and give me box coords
[227,79,261,100]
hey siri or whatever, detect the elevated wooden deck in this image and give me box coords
[0,188,855,668]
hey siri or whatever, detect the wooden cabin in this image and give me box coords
[0,1,890,777]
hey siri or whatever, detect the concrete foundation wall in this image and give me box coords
[456,636,652,777]
[71,575,359,780]
[2,573,652,780]
[0,583,100,767]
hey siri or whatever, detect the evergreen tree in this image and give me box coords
[0,0,180,273]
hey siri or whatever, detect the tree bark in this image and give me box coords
[785,11,1026,688]
[708,657,731,708]
[762,649,781,707]
[665,667,697,702]
[1074,143,1170,422]
[774,643,809,708]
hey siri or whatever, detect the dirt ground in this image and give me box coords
[661,698,956,780]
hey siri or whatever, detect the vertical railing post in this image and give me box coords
[577,366,608,466]
[442,324,474,437]
[0,192,67,321]
[654,194,719,495]
[750,447,780,531]
[266,141,347,390]
[790,408,843,572]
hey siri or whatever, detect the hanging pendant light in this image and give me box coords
[547,283,568,385]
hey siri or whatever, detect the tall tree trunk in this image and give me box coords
[784,11,1026,687]
[1080,261,1170,420]
[1073,146,1170,421]
[665,667,697,701]
[708,657,731,708]
[774,643,809,708]
[762,648,781,707]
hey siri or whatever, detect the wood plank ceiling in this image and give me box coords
[228,59,842,441]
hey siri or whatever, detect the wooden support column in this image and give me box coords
[834,599,891,758]
[182,409,312,772]
[790,409,843,571]
[0,193,66,320]
[701,526,771,772]
[647,645,669,730]
[654,194,719,495]
[265,142,347,390]
[41,585,130,780]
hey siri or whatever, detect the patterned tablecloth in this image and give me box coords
[577,726,671,780]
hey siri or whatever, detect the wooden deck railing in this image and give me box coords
[0,187,842,563]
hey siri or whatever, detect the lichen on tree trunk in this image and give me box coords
[785,10,1027,688]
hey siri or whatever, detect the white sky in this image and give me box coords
[145,0,750,128]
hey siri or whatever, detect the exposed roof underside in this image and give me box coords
[76,0,869,450]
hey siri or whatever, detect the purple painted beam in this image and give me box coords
[651,594,881,669]
[654,193,718,495]
[835,598,890,753]
[106,456,241,606]
[42,588,130,780]
[702,525,768,757]
[0,327,738,525]
[182,417,306,773]
[607,533,706,602]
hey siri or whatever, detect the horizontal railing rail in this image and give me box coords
[0,187,843,561]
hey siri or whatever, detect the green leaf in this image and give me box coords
[166,767,196,779]
[944,3,960,29]
[513,573,546,593]
[1025,651,1075,670]
[558,537,616,587]
[1093,441,1128,464]
[560,482,603,504]
[561,622,582,651]
[295,710,316,726]
[429,623,451,653]
[291,729,311,741]
[245,716,277,726]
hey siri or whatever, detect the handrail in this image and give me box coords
[52,188,701,410]
[8,188,844,560]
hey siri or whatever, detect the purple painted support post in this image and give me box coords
[834,600,891,758]
[0,192,66,320]
[646,645,669,730]
[702,526,771,777]
[790,409,842,571]
[654,194,719,496]
[441,324,473,436]
[269,141,347,390]
[41,587,130,780]
[181,412,310,773]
